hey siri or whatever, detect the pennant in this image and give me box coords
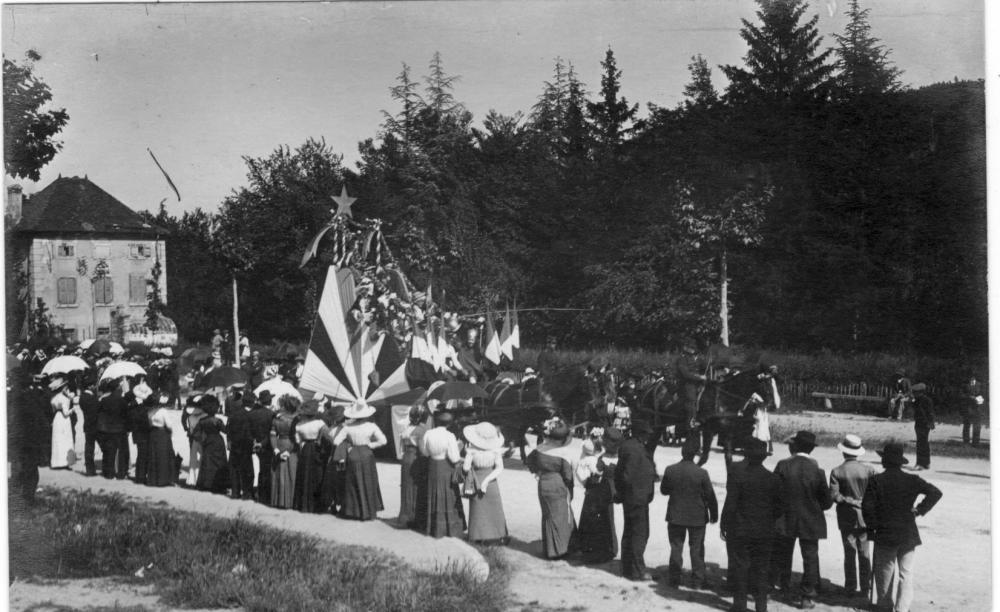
[499,303,513,360]
[484,309,502,365]
[148,148,181,201]
[511,301,521,350]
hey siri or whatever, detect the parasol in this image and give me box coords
[425,381,489,403]
[41,355,90,375]
[180,347,215,371]
[196,366,249,390]
[100,361,147,381]
[254,378,303,409]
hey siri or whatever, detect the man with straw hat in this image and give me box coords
[862,442,942,612]
[829,434,878,600]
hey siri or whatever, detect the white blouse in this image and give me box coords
[295,418,326,441]
[421,426,460,462]
[148,406,171,428]
[332,421,387,449]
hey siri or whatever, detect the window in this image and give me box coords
[96,327,110,338]
[57,242,75,257]
[61,328,77,342]
[56,277,77,305]
[93,277,114,305]
[129,243,152,258]
[129,274,148,305]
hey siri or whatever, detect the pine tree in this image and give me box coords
[721,0,835,108]
[586,47,638,148]
[833,0,903,98]
[683,55,719,108]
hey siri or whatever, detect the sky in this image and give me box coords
[1,0,987,217]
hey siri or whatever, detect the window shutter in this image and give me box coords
[58,278,77,305]
[94,277,113,304]
[130,274,147,303]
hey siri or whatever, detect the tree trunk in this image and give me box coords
[720,247,729,347]
[232,275,241,366]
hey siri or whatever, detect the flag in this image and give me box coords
[484,309,502,365]
[499,303,513,360]
[510,302,520,350]
[147,148,181,201]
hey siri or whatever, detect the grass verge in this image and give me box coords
[10,488,510,612]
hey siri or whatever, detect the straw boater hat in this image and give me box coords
[463,422,505,451]
[344,399,375,420]
[837,434,865,456]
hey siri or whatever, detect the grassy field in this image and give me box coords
[10,489,511,612]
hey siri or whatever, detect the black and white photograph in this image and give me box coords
[2,1,991,610]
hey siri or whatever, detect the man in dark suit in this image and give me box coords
[97,378,131,479]
[247,390,276,503]
[675,341,707,428]
[722,439,783,612]
[79,383,100,476]
[960,373,984,446]
[227,389,255,500]
[910,384,934,470]
[770,430,833,609]
[863,442,942,612]
[614,419,659,581]
[660,436,718,588]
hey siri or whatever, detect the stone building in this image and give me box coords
[7,175,171,343]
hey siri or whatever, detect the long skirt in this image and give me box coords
[271,452,298,509]
[397,445,419,525]
[196,436,230,493]
[50,412,76,469]
[538,473,576,558]
[425,458,466,538]
[576,481,617,561]
[467,466,508,543]
[147,428,176,487]
[186,439,203,486]
[340,445,384,521]
[411,455,430,531]
[293,440,324,512]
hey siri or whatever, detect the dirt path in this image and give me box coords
[21,411,991,612]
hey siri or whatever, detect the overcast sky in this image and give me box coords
[2,0,987,216]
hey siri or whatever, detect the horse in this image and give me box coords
[632,368,758,465]
[481,374,557,460]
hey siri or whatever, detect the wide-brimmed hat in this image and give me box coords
[157,347,174,357]
[786,430,817,449]
[877,442,909,466]
[344,399,375,420]
[464,421,505,450]
[602,427,624,453]
[132,382,153,404]
[47,376,68,391]
[837,434,865,456]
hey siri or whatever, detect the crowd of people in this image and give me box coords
[7,340,950,612]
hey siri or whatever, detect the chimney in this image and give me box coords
[6,184,23,224]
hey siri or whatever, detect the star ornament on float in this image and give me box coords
[331,186,357,218]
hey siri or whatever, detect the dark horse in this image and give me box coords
[634,369,758,466]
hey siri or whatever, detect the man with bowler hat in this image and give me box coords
[614,419,659,581]
[722,439,783,612]
[770,430,832,609]
[910,384,934,470]
[829,434,877,599]
[660,435,718,588]
[863,442,942,612]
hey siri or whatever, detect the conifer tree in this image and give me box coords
[586,47,638,148]
[833,0,903,97]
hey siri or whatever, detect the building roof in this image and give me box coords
[16,175,167,236]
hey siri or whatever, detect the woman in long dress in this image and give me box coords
[292,400,326,512]
[48,376,76,469]
[397,405,428,527]
[575,432,620,563]
[193,396,230,493]
[269,396,299,509]
[421,410,466,537]
[332,401,387,521]
[318,403,347,513]
[525,420,578,559]
[183,395,205,486]
[146,391,177,487]
[462,421,509,544]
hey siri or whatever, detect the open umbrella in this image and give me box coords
[426,381,489,403]
[254,378,302,409]
[197,365,249,390]
[79,338,96,350]
[99,361,147,381]
[373,386,427,407]
[41,355,90,375]
[179,347,214,371]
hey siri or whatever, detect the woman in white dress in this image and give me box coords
[49,376,76,469]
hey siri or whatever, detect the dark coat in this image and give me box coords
[912,394,935,429]
[79,390,100,435]
[862,467,942,547]
[660,458,718,526]
[226,407,253,451]
[97,391,128,434]
[721,462,783,540]
[774,454,833,539]
[675,355,703,399]
[614,437,657,506]
[246,405,275,449]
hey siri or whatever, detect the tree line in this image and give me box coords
[10,0,985,358]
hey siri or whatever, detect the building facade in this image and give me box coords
[8,176,169,343]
